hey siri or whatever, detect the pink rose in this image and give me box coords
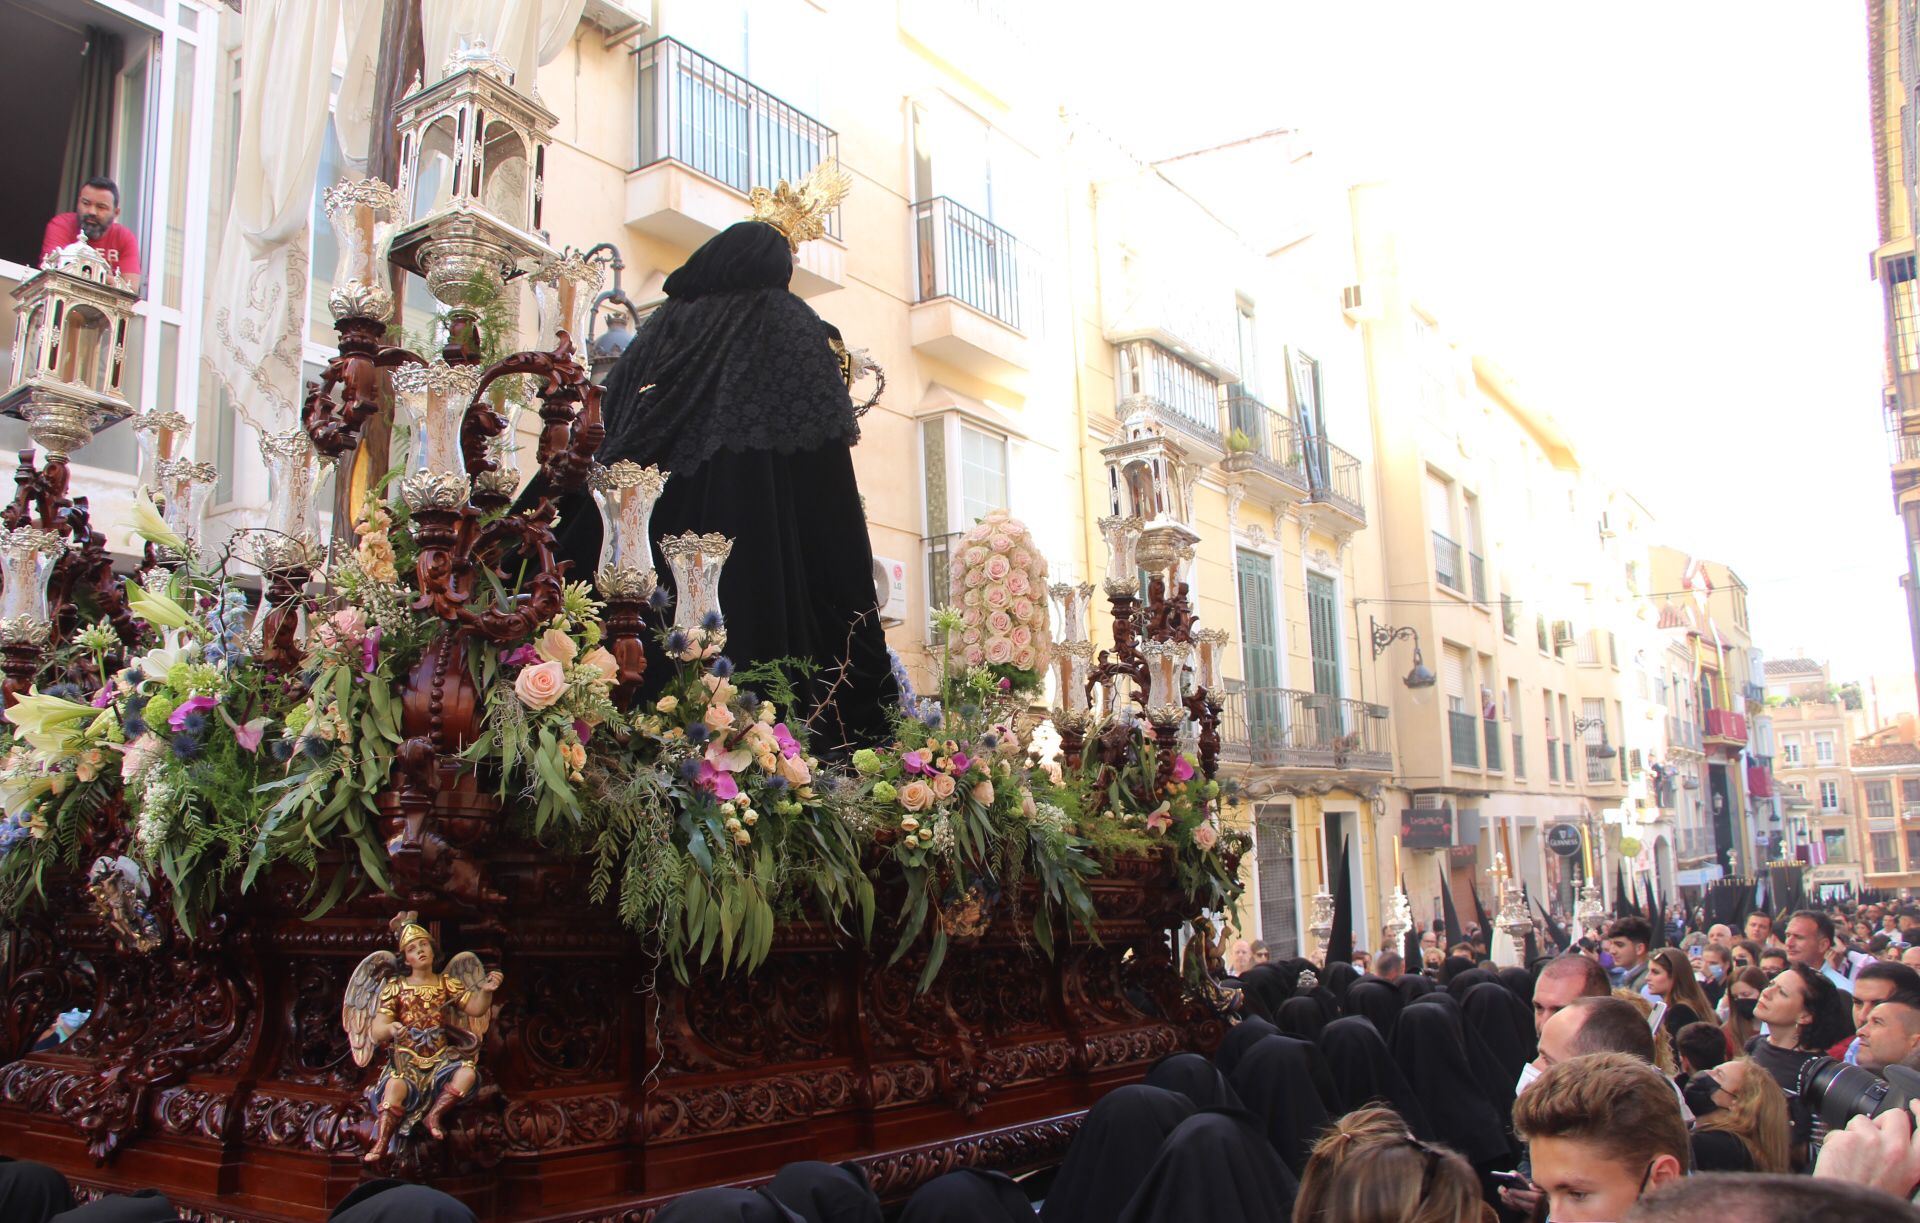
[984,554,1011,582]
[988,533,1013,553]
[972,780,995,804]
[704,704,735,731]
[963,605,983,625]
[987,610,1013,636]
[964,587,982,607]
[1011,548,1033,570]
[779,752,811,786]
[514,660,568,709]
[581,646,619,682]
[1010,597,1034,621]
[1010,624,1032,648]
[930,773,957,800]
[1193,823,1218,851]
[964,566,986,589]
[899,780,935,812]
[985,638,1014,665]
[962,627,982,645]
[984,584,1011,609]
[1013,646,1035,669]
[1006,571,1030,598]
[965,545,989,566]
[536,627,577,665]
[965,645,986,666]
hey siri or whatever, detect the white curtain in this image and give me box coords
[203,0,340,434]
[421,0,586,88]
[335,0,385,173]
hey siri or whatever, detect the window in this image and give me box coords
[1253,806,1298,955]
[1116,340,1219,434]
[958,423,1008,526]
[1306,572,1340,699]
[1536,614,1549,653]
[1890,254,1920,375]
[1820,779,1841,811]
[1501,592,1517,638]
[1905,778,1920,805]
[1238,550,1282,740]
[1236,301,1260,398]
[1816,733,1835,765]
[1869,781,1896,820]
[1781,737,1802,766]
[1824,829,1852,862]
[1874,832,1900,873]
[1909,830,1920,868]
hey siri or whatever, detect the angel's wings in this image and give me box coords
[342,950,399,1068]
[443,951,496,1044]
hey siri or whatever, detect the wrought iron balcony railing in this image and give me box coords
[911,196,1032,331]
[1218,686,1391,772]
[635,37,841,238]
[1433,530,1463,592]
[1304,434,1366,521]
[1448,709,1480,768]
[1484,717,1502,770]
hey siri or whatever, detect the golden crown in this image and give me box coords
[749,160,853,252]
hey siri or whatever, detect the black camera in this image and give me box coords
[1796,1057,1920,1128]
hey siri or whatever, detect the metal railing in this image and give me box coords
[1116,340,1221,438]
[921,531,962,637]
[636,38,841,238]
[1224,389,1310,489]
[1667,715,1699,751]
[1433,531,1464,592]
[1305,435,1367,520]
[1217,687,1392,771]
[1448,709,1480,768]
[1512,732,1525,778]
[1484,718,1502,770]
[1897,432,1920,465]
[1547,738,1561,781]
[911,196,1031,331]
[1587,746,1616,785]
[1468,552,1487,604]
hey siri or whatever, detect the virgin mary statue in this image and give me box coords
[538,164,898,753]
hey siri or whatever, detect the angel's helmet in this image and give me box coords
[392,912,435,968]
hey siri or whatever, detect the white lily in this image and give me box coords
[126,580,195,633]
[136,626,198,681]
[128,488,188,555]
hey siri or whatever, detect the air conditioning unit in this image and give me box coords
[872,556,909,627]
[1340,283,1379,322]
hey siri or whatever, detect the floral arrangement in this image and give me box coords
[950,509,1051,690]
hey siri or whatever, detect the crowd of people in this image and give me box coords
[9,899,1920,1220]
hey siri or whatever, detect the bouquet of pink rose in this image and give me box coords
[950,510,1051,691]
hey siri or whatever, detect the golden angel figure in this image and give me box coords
[341,912,503,1164]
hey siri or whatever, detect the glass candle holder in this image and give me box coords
[1194,628,1228,693]
[1050,580,1096,645]
[1138,640,1183,721]
[0,526,63,644]
[1098,514,1142,596]
[590,461,667,600]
[1055,640,1094,716]
[155,457,217,556]
[322,178,398,323]
[392,359,482,509]
[131,410,190,490]
[256,430,326,571]
[530,251,603,350]
[660,532,734,656]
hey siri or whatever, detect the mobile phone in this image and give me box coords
[1492,1171,1533,1191]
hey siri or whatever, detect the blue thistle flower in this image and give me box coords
[268,739,294,763]
[764,775,789,792]
[664,630,688,656]
[678,758,703,781]
[178,711,209,737]
[300,737,332,762]
[44,683,82,702]
[981,732,1000,749]
[700,609,724,631]
[122,713,147,739]
[710,656,733,678]
[685,723,711,745]
[123,668,145,686]
[171,733,203,760]
[649,587,672,610]
[959,703,980,721]
[920,702,944,730]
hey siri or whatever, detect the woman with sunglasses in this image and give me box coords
[1293,1112,1488,1223]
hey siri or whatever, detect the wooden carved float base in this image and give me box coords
[0,853,1216,1221]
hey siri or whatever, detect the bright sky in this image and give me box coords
[1066,3,1904,685]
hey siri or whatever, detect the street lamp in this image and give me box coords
[1369,616,1436,689]
[1572,714,1617,758]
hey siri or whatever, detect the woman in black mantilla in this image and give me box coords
[534,166,898,754]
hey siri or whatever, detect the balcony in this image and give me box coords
[1895,431,1920,468]
[629,38,844,297]
[1114,340,1224,457]
[1221,388,1311,504]
[1702,708,1748,752]
[1667,715,1701,753]
[1434,531,1464,593]
[1304,434,1367,529]
[1484,718,1503,771]
[909,196,1035,380]
[1218,687,1392,773]
[1587,746,1622,788]
[1747,764,1774,799]
[1448,710,1480,768]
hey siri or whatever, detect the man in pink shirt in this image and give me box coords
[42,177,141,289]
